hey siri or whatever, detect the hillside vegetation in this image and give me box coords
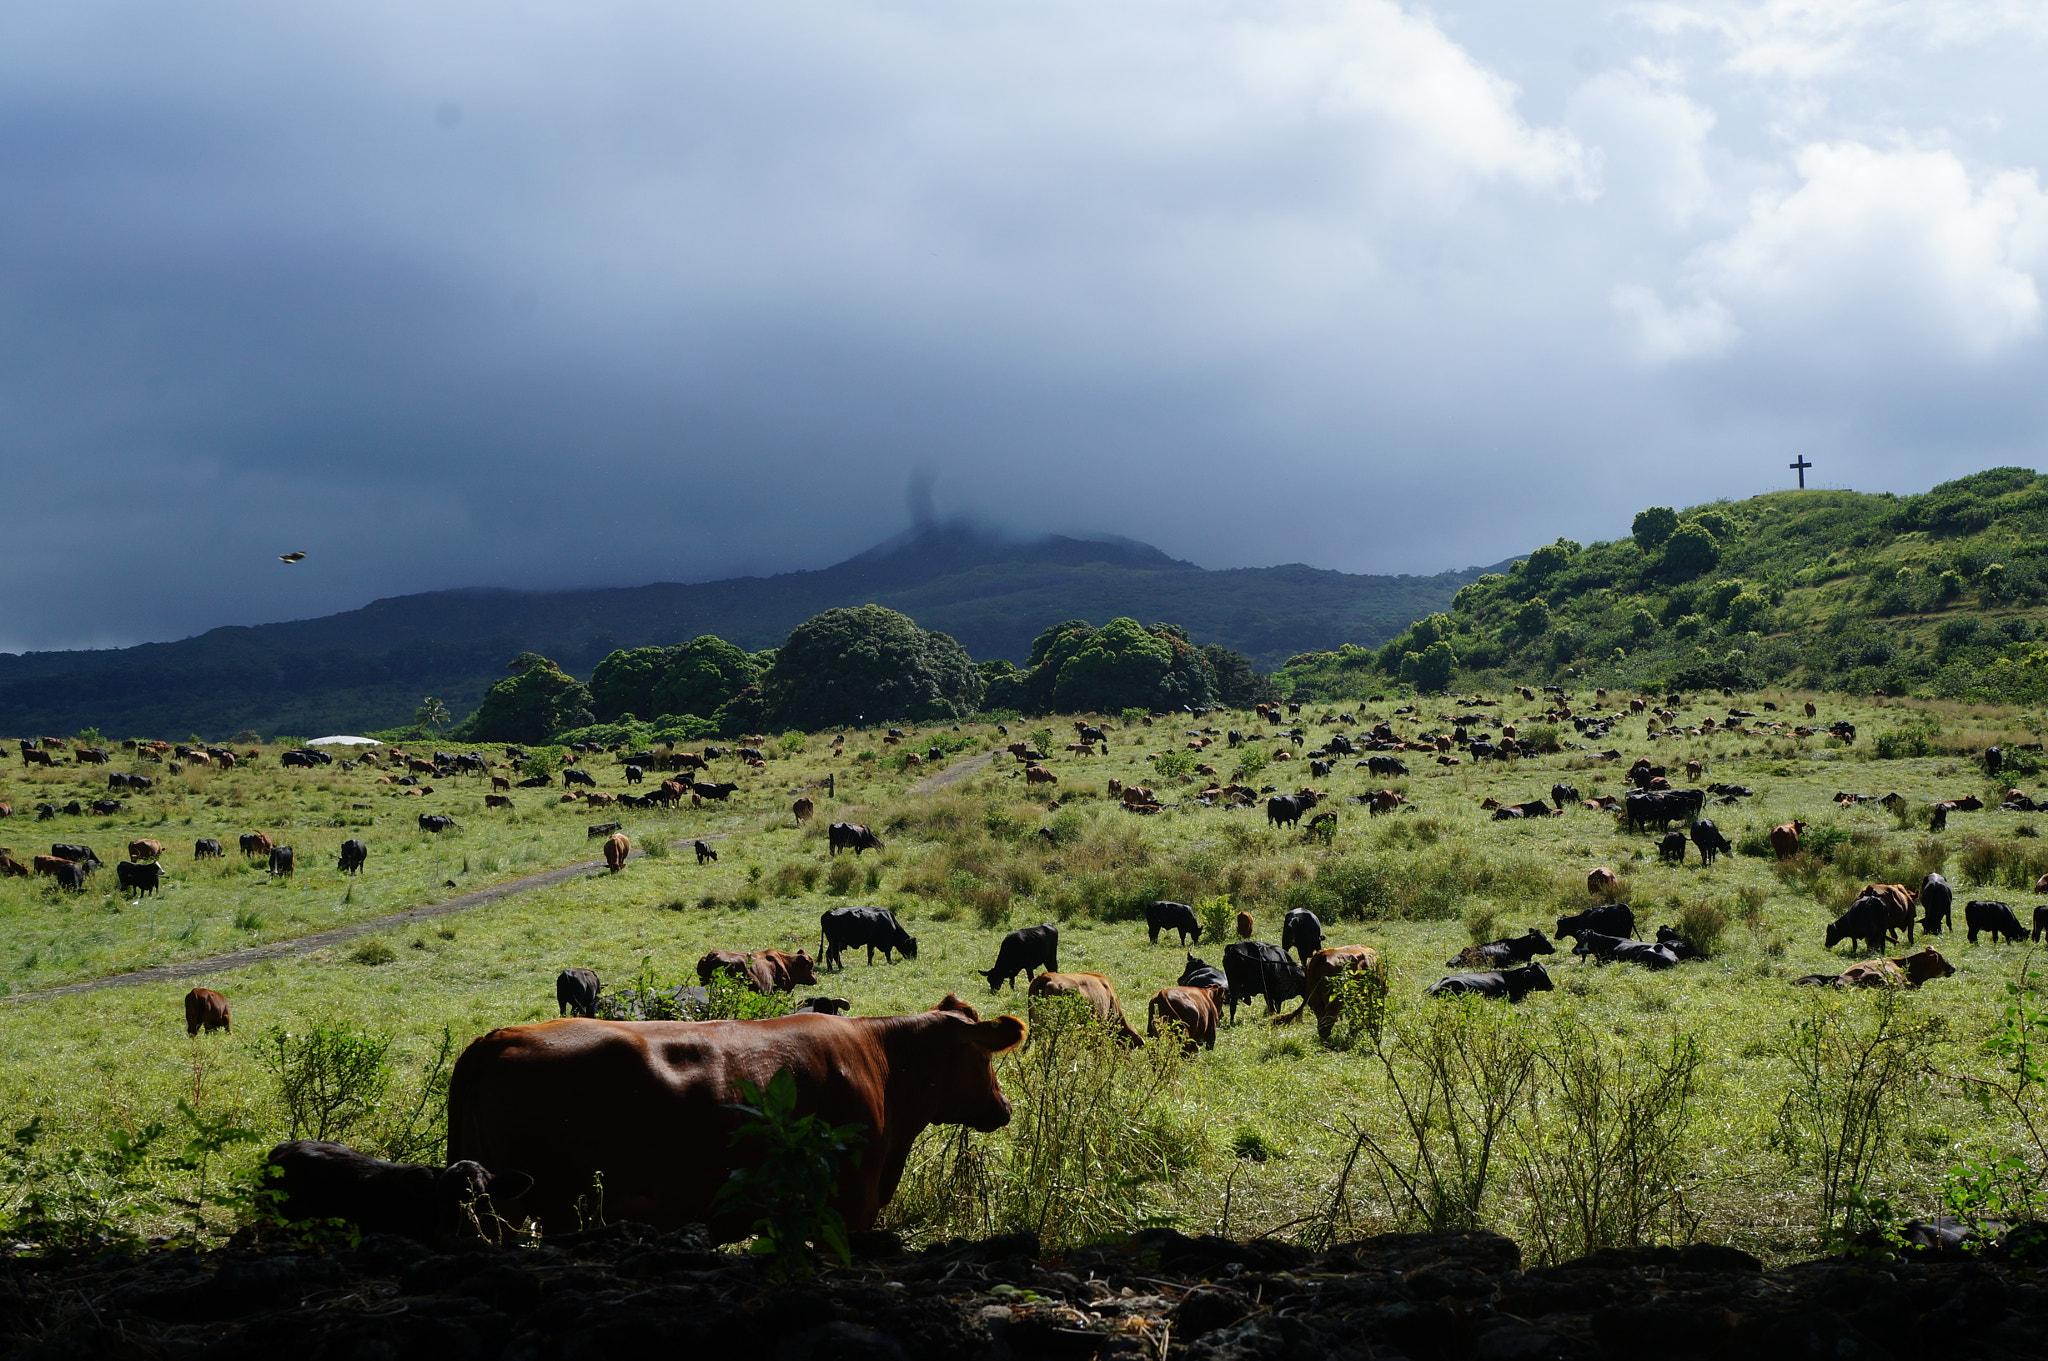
[0,524,1497,739]
[1280,468,2048,706]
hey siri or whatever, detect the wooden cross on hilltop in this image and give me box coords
[1789,455,1813,489]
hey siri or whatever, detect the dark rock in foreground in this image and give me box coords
[8,1222,2048,1359]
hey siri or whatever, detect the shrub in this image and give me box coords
[1196,894,1235,943]
[769,863,821,897]
[714,1069,868,1279]
[825,859,861,895]
[262,1023,392,1144]
[1675,900,1730,960]
[350,939,397,966]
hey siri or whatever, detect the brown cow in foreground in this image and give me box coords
[185,988,231,1036]
[1026,972,1143,1048]
[446,996,1026,1235]
[1147,984,1226,1052]
[602,832,629,873]
[1795,947,1955,989]
[1769,821,1807,859]
[1278,945,1385,1040]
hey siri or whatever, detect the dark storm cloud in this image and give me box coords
[2,0,2046,650]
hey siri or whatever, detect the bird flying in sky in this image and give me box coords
[279,552,306,563]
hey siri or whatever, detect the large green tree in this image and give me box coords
[1004,617,1227,714]
[652,635,762,720]
[456,656,594,743]
[761,605,983,729]
[588,646,672,722]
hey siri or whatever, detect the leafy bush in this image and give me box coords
[262,1023,392,1144]
[350,939,397,966]
[1675,900,1730,958]
[714,1069,867,1279]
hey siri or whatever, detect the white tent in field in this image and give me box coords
[306,735,382,746]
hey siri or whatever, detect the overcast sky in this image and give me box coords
[5,0,2047,650]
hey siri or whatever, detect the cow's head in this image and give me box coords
[785,950,820,987]
[922,995,1027,1132]
[896,932,919,960]
[1898,948,1955,984]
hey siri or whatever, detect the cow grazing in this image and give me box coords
[269,846,294,877]
[484,794,514,811]
[602,832,630,873]
[49,843,101,869]
[1235,910,1255,939]
[1922,873,1954,935]
[116,860,163,896]
[693,781,741,802]
[793,797,815,824]
[1427,963,1555,1002]
[1689,818,1733,866]
[419,814,459,834]
[1769,821,1807,859]
[1146,900,1201,946]
[1825,897,1894,955]
[561,768,596,788]
[445,995,1025,1236]
[240,831,273,859]
[490,776,512,792]
[1856,883,1919,943]
[337,839,369,874]
[1555,903,1636,944]
[828,822,885,856]
[1148,985,1226,1052]
[1658,831,1687,863]
[1967,900,2028,945]
[127,838,163,862]
[194,838,224,859]
[818,906,919,968]
[1024,765,1057,785]
[1623,789,1705,832]
[1449,929,1554,968]
[1028,972,1143,1048]
[185,987,231,1036]
[1279,945,1386,1040]
[1221,941,1306,1023]
[695,840,718,864]
[980,923,1060,991]
[266,1141,533,1245]
[555,967,602,1018]
[1282,908,1324,965]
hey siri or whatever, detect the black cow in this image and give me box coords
[1988,746,2005,776]
[50,862,87,891]
[561,769,596,788]
[556,967,601,1017]
[1690,818,1733,866]
[337,840,369,874]
[793,996,852,1015]
[1551,784,1580,809]
[1178,954,1230,995]
[1146,900,1202,946]
[1967,900,2028,945]
[115,860,163,895]
[1825,897,1892,954]
[1449,929,1554,968]
[516,775,552,788]
[692,782,740,801]
[1221,941,1305,1023]
[194,838,224,859]
[239,833,270,856]
[2033,907,2048,944]
[50,843,102,869]
[1367,756,1409,777]
[818,906,919,968]
[1571,930,1680,970]
[1555,903,1636,943]
[695,840,718,864]
[269,846,295,877]
[1266,795,1314,829]
[418,814,459,834]
[1281,907,1324,965]
[827,822,884,856]
[281,750,317,768]
[1623,789,1705,832]
[980,923,1059,991]
[623,765,643,784]
[265,1141,533,1245]
[1921,872,1954,935]
[1655,925,1708,960]
[1658,832,1687,863]
[586,822,622,838]
[1427,962,1554,1001]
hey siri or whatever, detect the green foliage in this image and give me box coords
[1632,506,1679,551]
[1003,618,1233,715]
[761,605,983,729]
[261,1022,392,1145]
[413,697,451,733]
[1401,640,1457,692]
[1153,749,1197,781]
[455,657,593,744]
[1661,522,1720,580]
[588,646,673,723]
[714,1069,868,1279]
[652,636,763,722]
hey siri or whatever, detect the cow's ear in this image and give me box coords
[973,1015,1028,1054]
[932,993,981,1021]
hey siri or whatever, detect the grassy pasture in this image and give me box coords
[7,692,2048,1261]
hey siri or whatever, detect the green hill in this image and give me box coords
[0,523,1503,739]
[1279,467,2048,704]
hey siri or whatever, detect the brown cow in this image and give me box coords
[0,851,26,877]
[445,996,1025,1236]
[127,838,164,861]
[1235,911,1255,939]
[585,792,618,808]
[1026,972,1143,1047]
[32,854,75,877]
[1024,765,1057,785]
[1805,701,1818,718]
[793,797,815,823]
[1769,821,1806,859]
[185,987,231,1036]
[1587,866,1619,895]
[1856,883,1920,943]
[1278,945,1385,1040]
[1148,985,1226,1052]
[241,831,273,857]
[602,832,630,873]
[485,794,515,810]
[1796,947,1955,989]
[490,776,512,792]
[1685,759,1703,779]
[696,949,819,994]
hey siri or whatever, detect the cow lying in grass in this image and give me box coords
[1794,947,1955,989]
[1427,962,1554,1001]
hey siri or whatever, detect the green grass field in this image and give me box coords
[6,693,2048,1262]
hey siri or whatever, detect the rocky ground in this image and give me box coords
[7,1223,2048,1360]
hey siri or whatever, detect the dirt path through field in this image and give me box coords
[4,750,994,1003]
